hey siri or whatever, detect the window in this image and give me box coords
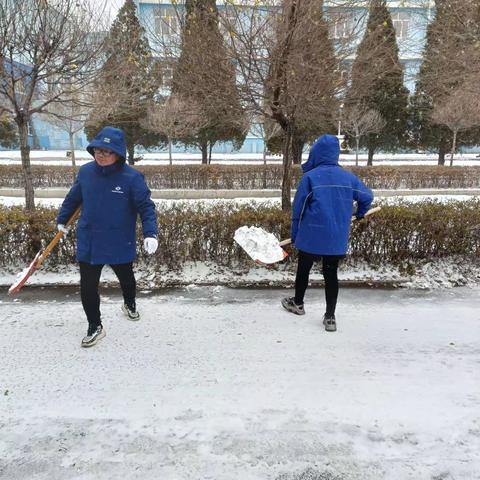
[392,11,410,40]
[329,12,352,40]
[154,7,178,37]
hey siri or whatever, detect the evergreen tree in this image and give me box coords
[345,0,409,165]
[86,0,165,164]
[411,0,480,165]
[0,113,18,149]
[170,0,247,164]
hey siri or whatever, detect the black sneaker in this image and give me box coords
[323,314,337,332]
[81,324,106,348]
[281,297,305,315]
[122,302,140,321]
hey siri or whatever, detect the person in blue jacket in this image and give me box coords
[282,134,373,332]
[57,127,158,347]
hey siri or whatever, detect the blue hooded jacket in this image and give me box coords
[291,134,373,256]
[57,127,158,265]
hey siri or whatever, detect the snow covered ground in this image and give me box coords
[1,149,480,166]
[0,286,479,479]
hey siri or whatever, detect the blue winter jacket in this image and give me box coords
[57,160,158,265]
[291,135,373,256]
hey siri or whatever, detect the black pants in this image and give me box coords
[294,251,343,317]
[79,262,136,328]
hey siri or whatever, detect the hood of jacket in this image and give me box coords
[86,126,127,161]
[302,134,340,173]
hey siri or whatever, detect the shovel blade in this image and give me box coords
[8,251,42,295]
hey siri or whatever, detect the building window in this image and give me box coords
[329,12,352,39]
[154,7,178,37]
[392,11,410,40]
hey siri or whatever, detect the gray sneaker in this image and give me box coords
[122,303,140,321]
[81,324,106,348]
[281,297,305,315]
[323,315,337,332]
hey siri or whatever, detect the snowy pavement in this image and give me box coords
[1,286,479,479]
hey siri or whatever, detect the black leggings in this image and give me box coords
[79,262,136,328]
[294,251,343,317]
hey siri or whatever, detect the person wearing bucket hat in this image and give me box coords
[57,126,158,347]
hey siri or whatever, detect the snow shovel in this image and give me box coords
[234,225,290,266]
[234,206,381,267]
[8,207,81,295]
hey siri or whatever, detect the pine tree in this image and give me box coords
[0,113,18,149]
[345,0,409,165]
[411,0,480,165]
[86,0,165,164]
[170,0,247,164]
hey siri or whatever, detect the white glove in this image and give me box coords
[144,237,158,255]
[57,224,70,235]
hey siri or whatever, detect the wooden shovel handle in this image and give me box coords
[37,206,81,268]
[279,206,382,248]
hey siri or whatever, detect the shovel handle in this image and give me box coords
[37,207,81,268]
[279,206,381,248]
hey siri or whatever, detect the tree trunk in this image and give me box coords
[438,141,446,166]
[355,136,360,167]
[17,117,35,211]
[69,130,76,180]
[450,130,457,167]
[208,142,213,165]
[291,136,304,165]
[200,142,208,165]
[367,146,374,166]
[168,138,173,165]
[281,127,293,212]
[127,143,135,165]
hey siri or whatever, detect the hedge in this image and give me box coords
[2,165,480,190]
[1,201,480,272]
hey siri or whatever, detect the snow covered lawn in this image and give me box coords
[1,287,479,479]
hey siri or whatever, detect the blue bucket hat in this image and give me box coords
[86,126,127,161]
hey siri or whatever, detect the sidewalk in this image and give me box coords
[1,287,479,479]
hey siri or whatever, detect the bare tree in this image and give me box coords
[41,85,93,171]
[432,85,480,167]
[221,0,370,211]
[143,96,210,165]
[0,0,107,210]
[342,105,385,166]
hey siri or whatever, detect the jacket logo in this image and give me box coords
[112,186,124,194]
[103,137,111,143]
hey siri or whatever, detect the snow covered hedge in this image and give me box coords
[1,200,480,271]
[2,165,480,190]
